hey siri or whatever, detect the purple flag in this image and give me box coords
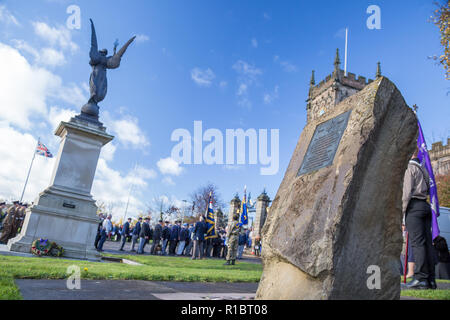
[417,119,440,240]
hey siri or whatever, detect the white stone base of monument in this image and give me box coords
[8,117,113,261]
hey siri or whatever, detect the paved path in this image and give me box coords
[17,278,446,300]
[16,279,258,300]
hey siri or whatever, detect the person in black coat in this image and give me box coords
[94,214,105,249]
[119,218,132,251]
[191,216,207,260]
[151,220,164,255]
[137,217,151,254]
[169,221,181,255]
[177,223,189,255]
[161,221,170,255]
[131,217,142,252]
[434,236,450,280]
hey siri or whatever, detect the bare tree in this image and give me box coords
[190,183,224,217]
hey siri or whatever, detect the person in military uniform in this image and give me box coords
[15,203,27,235]
[0,202,6,231]
[224,213,241,265]
[0,201,20,244]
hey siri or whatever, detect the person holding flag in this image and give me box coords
[403,112,440,290]
[205,192,218,241]
[239,186,249,227]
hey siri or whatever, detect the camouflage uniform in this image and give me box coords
[0,206,17,244]
[225,214,241,264]
[15,206,26,235]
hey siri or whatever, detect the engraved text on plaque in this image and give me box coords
[298,110,351,176]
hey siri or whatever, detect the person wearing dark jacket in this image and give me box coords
[177,224,189,255]
[94,214,105,249]
[169,221,181,255]
[191,216,207,260]
[433,236,450,280]
[151,220,164,255]
[137,217,151,254]
[119,218,132,251]
[131,217,142,252]
[403,149,437,289]
[237,229,248,259]
[184,224,195,256]
[161,221,170,255]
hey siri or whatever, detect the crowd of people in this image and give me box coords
[93,213,257,263]
[0,201,28,244]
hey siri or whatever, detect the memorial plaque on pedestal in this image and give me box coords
[298,110,351,176]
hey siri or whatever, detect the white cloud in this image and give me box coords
[33,22,78,53]
[237,83,248,96]
[232,60,262,80]
[0,124,55,203]
[93,160,157,220]
[11,39,39,60]
[0,43,59,128]
[0,5,19,26]
[274,55,297,73]
[251,38,258,48]
[219,81,228,88]
[191,68,215,87]
[263,12,271,21]
[135,34,150,43]
[263,85,279,104]
[12,40,67,67]
[232,60,262,109]
[280,61,298,73]
[105,113,150,149]
[48,106,77,130]
[162,176,175,186]
[0,43,87,129]
[100,142,117,162]
[157,157,183,176]
[40,48,66,66]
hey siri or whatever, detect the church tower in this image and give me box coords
[306,49,380,123]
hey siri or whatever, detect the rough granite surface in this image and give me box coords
[256,77,418,300]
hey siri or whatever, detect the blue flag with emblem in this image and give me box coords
[240,186,248,226]
[205,192,217,239]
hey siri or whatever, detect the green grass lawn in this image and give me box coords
[0,254,262,300]
[400,279,450,300]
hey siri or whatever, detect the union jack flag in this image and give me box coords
[36,141,53,158]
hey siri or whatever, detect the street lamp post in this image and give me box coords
[182,200,187,224]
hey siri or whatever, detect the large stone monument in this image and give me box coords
[8,20,135,260]
[256,53,418,300]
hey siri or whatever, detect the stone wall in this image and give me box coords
[429,138,450,176]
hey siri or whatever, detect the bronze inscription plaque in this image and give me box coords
[298,110,351,176]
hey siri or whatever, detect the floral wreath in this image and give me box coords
[31,239,64,257]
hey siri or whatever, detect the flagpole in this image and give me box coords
[344,28,348,76]
[20,138,39,203]
[123,162,138,222]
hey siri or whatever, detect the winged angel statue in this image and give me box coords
[81,19,136,119]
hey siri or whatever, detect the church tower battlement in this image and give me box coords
[306,49,381,123]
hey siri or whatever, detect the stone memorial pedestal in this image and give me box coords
[8,116,113,260]
[256,77,418,300]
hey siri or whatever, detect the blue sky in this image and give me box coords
[0,0,448,220]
